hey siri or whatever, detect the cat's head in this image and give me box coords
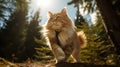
[46,8,73,32]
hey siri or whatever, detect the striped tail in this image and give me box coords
[77,31,87,48]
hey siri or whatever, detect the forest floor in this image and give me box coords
[0,62,56,67]
[17,62,55,67]
[0,62,119,67]
[0,58,56,67]
[0,58,119,67]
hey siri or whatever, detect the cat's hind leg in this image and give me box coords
[71,47,80,62]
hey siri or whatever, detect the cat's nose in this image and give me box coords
[53,19,57,22]
[55,16,59,20]
[53,20,56,23]
[55,18,57,20]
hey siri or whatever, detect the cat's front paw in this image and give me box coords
[55,58,67,64]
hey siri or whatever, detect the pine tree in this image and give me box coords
[32,10,54,62]
[68,0,120,55]
[20,9,53,62]
[0,0,14,27]
[68,0,119,65]
[0,0,29,62]
[79,13,118,65]
[68,0,85,28]
[34,41,54,62]
[18,9,41,61]
[93,13,118,65]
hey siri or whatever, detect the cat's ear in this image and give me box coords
[48,11,53,17]
[61,7,67,14]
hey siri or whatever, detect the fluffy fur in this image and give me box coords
[43,8,87,63]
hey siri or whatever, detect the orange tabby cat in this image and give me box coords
[43,8,87,63]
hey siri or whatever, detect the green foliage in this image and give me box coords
[17,9,41,61]
[0,0,15,27]
[68,0,120,56]
[0,0,29,62]
[34,42,54,62]
[21,9,53,62]
[75,12,85,28]
[34,35,54,61]
[0,0,53,62]
[79,13,118,65]
[68,0,96,13]
[68,0,119,65]
[68,0,120,14]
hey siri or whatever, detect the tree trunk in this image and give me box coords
[95,0,120,55]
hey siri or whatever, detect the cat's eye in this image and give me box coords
[56,15,60,18]
[50,17,53,20]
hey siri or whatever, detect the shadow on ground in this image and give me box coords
[55,62,119,67]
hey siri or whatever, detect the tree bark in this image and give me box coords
[95,0,120,55]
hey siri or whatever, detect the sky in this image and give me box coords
[0,0,96,27]
[30,0,77,25]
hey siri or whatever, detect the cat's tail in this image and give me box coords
[77,31,87,48]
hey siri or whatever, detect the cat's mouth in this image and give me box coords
[55,29,61,32]
[54,27,62,32]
